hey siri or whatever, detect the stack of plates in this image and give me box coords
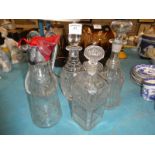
[130,64,155,85]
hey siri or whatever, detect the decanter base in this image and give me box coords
[71,103,104,130]
[104,98,121,110]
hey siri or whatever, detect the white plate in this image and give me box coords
[132,64,155,78]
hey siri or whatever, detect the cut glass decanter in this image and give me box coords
[60,45,82,101]
[60,23,83,101]
[71,45,109,130]
[103,20,133,109]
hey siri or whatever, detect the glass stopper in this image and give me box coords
[84,45,105,65]
[111,20,133,34]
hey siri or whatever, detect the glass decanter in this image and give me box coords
[71,45,109,130]
[25,46,62,128]
[103,20,133,109]
[68,22,81,46]
[60,45,82,101]
[60,23,82,101]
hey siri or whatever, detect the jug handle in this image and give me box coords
[25,71,31,94]
[51,44,58,71]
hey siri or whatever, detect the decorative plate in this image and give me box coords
[133,64,155,77]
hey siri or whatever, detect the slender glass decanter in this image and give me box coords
[104,20,133,109]
[60,23,82,101]
[60,45,82,100]
[71,45,109,130]
[24,37,62,128]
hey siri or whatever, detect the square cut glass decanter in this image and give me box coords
[71,45,109,130]
[103,20,133,109]
[60,25,83,101]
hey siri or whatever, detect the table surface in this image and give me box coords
[0,48,155,135]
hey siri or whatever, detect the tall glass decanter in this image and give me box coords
[71,45,109,130]
[24,40,62,128]
[60,45,82,100]
[60,22,82,101]
[104,20,133,109]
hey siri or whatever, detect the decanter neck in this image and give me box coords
[107,52,120,69]
[84,61,98,76]
[110,52,119,61]
[64,45,82,72]
[106,39,122,68]
[68,49,80,63]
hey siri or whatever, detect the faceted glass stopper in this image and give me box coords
[84,45,105,64]
[111,20,133,34]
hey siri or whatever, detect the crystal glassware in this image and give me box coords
[60,22,83,101]
[103,20,133,109]
[25,46,62,128]
[60,45,82,101]
[71,45,109,130]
